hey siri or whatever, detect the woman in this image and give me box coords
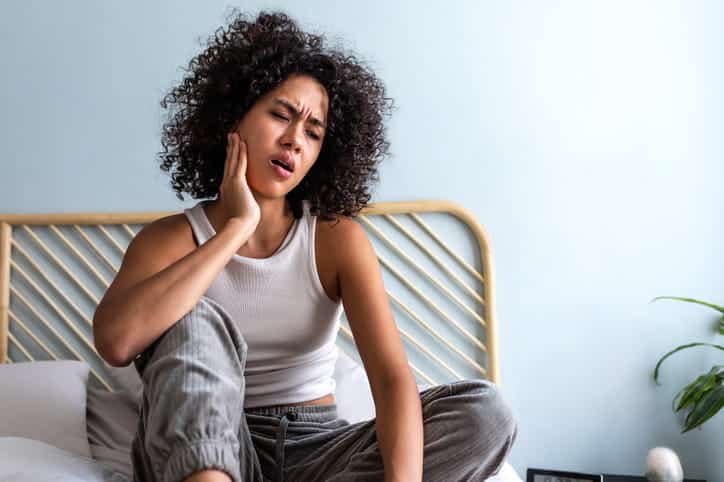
[92,10,516,482]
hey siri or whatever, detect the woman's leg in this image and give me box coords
[130,296,264,482]
[283,379,517,482]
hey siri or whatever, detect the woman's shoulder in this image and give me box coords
[313,215,362,302]
[132,213,197,259]
[99,214,196,316]
[315,214,360,247]
[315,214,370,265]
[313,213,378,304]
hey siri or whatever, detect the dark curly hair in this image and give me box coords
[158,9,394,220]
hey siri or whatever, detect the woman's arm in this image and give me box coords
[94,132,259,367]
[333,218,423,482]
[93,215,256,367]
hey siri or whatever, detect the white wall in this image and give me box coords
[1,1,722,480]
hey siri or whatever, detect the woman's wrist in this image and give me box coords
[222,216,258,243]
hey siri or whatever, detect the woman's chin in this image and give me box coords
[248,181,294,201]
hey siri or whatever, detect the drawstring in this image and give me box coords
[275,411,297,482]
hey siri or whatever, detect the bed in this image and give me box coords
[0,199,522,482]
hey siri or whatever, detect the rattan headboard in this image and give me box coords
[0,200,499,391]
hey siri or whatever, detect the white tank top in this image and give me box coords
[183,199,343,408]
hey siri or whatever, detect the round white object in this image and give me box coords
[645,447,684,482]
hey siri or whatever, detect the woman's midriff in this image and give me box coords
[297,393,336,406]
[253,393,336,409]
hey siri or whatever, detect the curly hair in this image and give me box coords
[158,9,394,220]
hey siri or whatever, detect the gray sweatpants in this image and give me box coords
[130,296,517,482]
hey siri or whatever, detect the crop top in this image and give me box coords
[183,199,343,408]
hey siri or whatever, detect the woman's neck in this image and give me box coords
[206,196,295,256]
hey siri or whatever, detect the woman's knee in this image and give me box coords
[448,379,517,446]
[167,296,246,354]
[420,379,516,480]
[134,297,249,410]
[140,297,246,374]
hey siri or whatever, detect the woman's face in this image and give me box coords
[232,74,329,200]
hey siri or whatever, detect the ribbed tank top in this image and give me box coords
[183,199,343,408]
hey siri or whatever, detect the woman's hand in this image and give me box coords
[218,132,261,229]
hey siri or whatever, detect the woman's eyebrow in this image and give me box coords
[273,98,326,129]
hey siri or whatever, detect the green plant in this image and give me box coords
[651,296,724,433]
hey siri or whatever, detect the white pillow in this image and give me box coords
[332,349,376,423]
[0,360,92,458]
[333,348,434,424]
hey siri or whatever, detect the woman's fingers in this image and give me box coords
[229,132,239,177]
[222,133,233,184]
[235,135,248,178]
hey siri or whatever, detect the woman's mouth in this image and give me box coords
[270,159,293,179]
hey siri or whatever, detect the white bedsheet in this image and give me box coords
[0,437,129,482]
[488,463,522,482]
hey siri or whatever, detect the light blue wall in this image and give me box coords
[1,1,722,480]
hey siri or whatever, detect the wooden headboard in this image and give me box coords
[0,200,499,390]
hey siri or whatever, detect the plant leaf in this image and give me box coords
[653,343,724,385]
[673,371,717,411]
[650,296,724,314]
[682,385,724,433]
[673,382,699,412]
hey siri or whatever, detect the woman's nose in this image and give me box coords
[281,122,304,151]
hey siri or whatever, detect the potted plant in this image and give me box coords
[651,296,723,433]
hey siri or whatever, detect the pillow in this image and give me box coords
[334,349,436,423]
[0,360,92,458]
[103,361,142,399]
[86,382,139,478]
[331,349,376,424]
[85,358,145,478]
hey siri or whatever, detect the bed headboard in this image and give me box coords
[0,200,499,391]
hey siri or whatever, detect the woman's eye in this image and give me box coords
[272,111,320,140]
